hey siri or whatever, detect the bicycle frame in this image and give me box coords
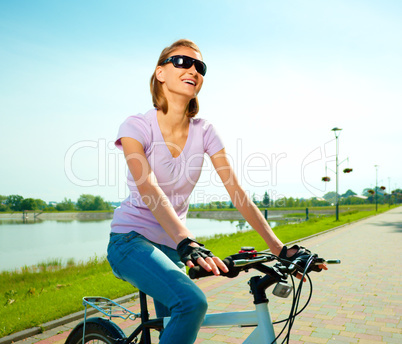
[80,272,284,344]
[121,273,282,344]
[82,284,279,344]
[163,302,277,343]
[74,251,339,344]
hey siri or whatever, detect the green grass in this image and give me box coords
[0,204,394,338]
[0,257,134,337]
[188,204,384,212]
[199,206,390,259]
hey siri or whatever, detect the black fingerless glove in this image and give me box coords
[279,245,322,273]
[177,237,215,265]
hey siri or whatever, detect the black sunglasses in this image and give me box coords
[161,55,207,76]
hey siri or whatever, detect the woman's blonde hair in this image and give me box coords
[150,39,203,118]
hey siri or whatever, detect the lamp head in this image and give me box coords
[331,127,342,138]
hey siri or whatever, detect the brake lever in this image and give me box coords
[314,258,341,265]
[233,256,269,267]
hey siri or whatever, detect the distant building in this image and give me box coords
[351,195,368,200]
[110,202,121,208]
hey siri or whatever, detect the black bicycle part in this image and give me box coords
[189,251,319,344]
[248,265,288,305]
[188,252,277,279]
[65,317,126,344]
[123,291,164,344]
[71,250,337,344]
[272,274,313,326]
[275,255,316,344]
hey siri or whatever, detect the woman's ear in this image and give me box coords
[155,66,165,83]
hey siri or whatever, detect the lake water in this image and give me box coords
[0,218,280,272]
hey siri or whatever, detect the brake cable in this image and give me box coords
[283,256,316,343]
[271,255,316,344]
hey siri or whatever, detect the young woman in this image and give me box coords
[107,39,324,344]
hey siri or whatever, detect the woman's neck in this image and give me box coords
[157,101,190,133]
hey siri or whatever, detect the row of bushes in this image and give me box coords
[0,194,113,212]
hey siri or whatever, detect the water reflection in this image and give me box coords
[0,218,44,225]
[0,217,288,272]
[0,218,112,225]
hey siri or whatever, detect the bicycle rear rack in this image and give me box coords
[82,296,141,321]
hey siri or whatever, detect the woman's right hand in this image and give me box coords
[279,245,328,280]
[177,238,229,276]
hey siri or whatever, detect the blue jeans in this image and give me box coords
[107,232,208,344]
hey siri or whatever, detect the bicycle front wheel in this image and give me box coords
[65,318,126,344]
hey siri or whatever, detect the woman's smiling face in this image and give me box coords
[156,46,204,101]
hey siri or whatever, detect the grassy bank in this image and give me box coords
[0,257,134,338]
[188,204,386,212]
[0,205,393,337]
[199,205,391,259]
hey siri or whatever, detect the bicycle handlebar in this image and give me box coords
[189,257,235,279]
[189,251,340,280]
[188,250,341,344]
[189,252,269,279]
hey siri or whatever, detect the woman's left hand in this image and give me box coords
[177,238,229,276]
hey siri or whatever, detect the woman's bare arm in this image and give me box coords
[121,137,227,274]
[211,148,327,275]
[210,148,284,255]
[121,137,193,244]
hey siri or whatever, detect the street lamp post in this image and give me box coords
[375,165,378,211]
[388,177,391,206]
[332,127,342,221]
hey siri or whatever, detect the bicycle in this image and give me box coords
[65,247,340,344]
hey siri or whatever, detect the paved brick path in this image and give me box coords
[9,207,402,343]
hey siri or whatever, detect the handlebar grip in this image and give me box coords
[188,266,215,279]
[189,258,237,279]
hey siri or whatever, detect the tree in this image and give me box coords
[341,189,356,198]
[56,198,76,211]
[310,198,329,207]
[362,187,385,204]
[275,197,286,207]
[0,195,10,212]
[76,194,96,211]
[5,195,24,211]
[93,196,105,210]
[0,204,9,212]
[76,194,112,211]
[340,196,366,205]
[93,196,112,210]
[286,197,295,207]
[262,191,270,207]
[35,199,48,210]
[392,189,402,204]
[323,192,340,205]
[21,198,37,210]
[252,193,259,206]
[299,199,308,207]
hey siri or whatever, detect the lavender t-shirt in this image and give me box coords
[111,108,225,249]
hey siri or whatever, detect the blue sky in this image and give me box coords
[1,0,401,203]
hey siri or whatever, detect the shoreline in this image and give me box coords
[0,212,114,220]
[187,208,341,220]
[1,207,356,221]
